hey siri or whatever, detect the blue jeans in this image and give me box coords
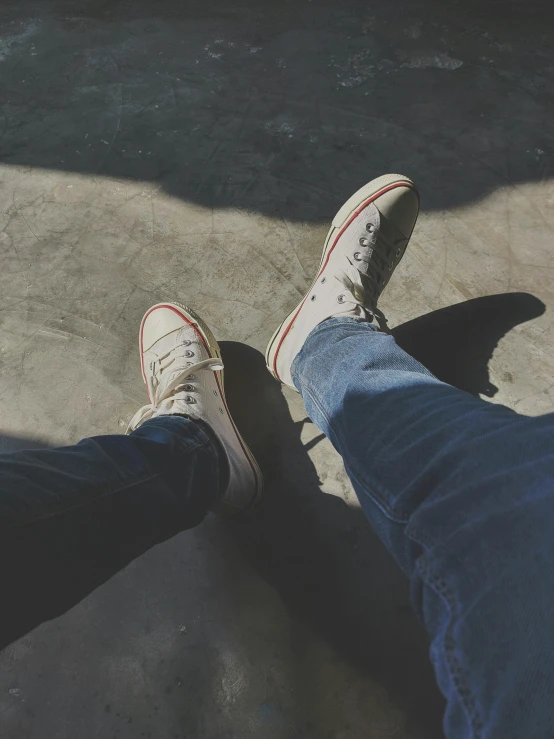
[2,318,554,738]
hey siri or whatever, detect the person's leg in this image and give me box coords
[0,416,223,645]
[0,302,263,644]
[266,173,554,738]
[0,416,220,537]
[292,318,554,738]
[2,299,263,535]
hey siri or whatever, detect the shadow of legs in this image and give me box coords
[220,341,445,737]
[392,292,545,397]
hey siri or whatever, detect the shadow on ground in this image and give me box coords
[392,292,546,397]
[1,0,553,220]
[0,292,544,737]
[222,339,446,736]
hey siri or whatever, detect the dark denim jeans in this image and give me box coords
[2,317,554,738]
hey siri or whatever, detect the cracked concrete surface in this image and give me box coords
[0,0,553,737]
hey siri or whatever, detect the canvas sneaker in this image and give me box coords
[265,174,420,388]
[128,303,263,515]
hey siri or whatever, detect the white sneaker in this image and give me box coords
[128,303,263,515]
[265,174,420,388]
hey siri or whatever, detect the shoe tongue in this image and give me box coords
[374,208,408,251]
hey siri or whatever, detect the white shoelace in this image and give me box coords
[335,260,389,331]
[127,356,224,432]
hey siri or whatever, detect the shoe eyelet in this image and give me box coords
[185,396,196,404]
[213,390,218,396]
[354,252,362,261]
[183,384,195,391]
[188,375,195,381]
[183,340,191,347]
[359,237,370,247]
[366,223,375,233]
[337,294,346,304]
[184,350,194,358]
[321,277,326,284]
[310,295,316,301]
[219,407,224,414]
[396,248,402,257]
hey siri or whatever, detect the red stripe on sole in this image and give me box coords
[271,181,414,379]
[138,303,260,491]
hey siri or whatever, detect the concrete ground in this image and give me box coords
[0,0,553,737]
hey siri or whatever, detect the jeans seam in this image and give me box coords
[412,531,484,739]
[301,380,412,523]
[349,465,411,522]
[344,463,412,524]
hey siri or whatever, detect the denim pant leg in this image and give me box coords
[0,415,220,532]
[292,317,554,739]
[0,416,221,642]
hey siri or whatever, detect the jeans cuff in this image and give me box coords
[290,317,380,390]
[138,414,213,445]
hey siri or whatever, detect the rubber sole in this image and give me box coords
[139,302,263,510]
[265,174,418,384]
